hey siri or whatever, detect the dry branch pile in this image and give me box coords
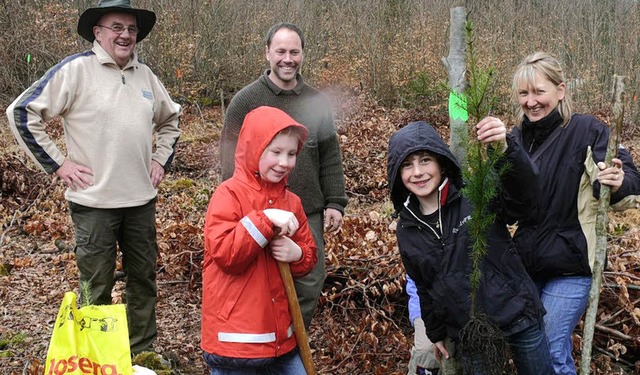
[1,96,639,374]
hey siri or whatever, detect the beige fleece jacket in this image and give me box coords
[6,41,181,208]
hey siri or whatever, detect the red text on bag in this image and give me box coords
[47,355,122,375]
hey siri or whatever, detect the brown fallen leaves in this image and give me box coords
[1,97,639,374]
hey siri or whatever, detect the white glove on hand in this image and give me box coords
[263,209,300,236]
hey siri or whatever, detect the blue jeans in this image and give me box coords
[506,321,554,375]
[204,348,306,375]
[460,322,553,375]
[537,276,592,375]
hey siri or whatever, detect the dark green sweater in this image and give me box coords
[220,70,348,215]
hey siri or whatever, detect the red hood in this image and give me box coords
[234,106,308,187]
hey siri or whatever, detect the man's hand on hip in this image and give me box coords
[55,159,93,191]
[150,160,165,188]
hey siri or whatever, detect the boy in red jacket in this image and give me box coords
[202,106,317,374]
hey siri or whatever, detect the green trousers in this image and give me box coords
[294,212,327,328]
[69,198,158,355]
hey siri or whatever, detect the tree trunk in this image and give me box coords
[441,6,467,164]
[439,8,468,373]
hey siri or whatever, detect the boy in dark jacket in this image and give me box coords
[387,120,552,375]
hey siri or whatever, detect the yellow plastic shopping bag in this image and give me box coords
[44,291,133,375]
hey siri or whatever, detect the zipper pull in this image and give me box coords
[121,72,125,84]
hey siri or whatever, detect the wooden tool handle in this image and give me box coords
[277,261,317,375]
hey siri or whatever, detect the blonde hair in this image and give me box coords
[274,125,306,152]
[512,52,573,127]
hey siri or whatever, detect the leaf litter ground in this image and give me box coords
[1,95,639,374]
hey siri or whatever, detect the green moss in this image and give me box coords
[168,178,195,190]
[0,332,29,357]
[0,263,13,276]
[196,96,218,107]
[132,351,172,375]
[8,332,27,345]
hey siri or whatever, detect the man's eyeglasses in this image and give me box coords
[97,24,139,35]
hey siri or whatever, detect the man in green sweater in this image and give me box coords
[219,22,348,328]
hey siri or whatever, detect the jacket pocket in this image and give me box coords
[74,227,90,248]
[479,267,526,328]
[553,227,590,275]
[216,265,256,321]
[431,271,471,331]
[68,202,92,250]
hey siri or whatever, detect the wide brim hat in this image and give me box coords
[77,0,156,43]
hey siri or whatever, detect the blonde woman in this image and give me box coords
[507,52,640,374]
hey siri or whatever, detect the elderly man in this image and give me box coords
[219,22,348,328]
[6,0,181,355]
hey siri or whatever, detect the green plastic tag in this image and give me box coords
[27,53,31,63]
[449,91,468,121]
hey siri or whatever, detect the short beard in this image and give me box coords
[274,66,298,82]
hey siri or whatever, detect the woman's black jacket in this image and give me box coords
[512,113,640,280]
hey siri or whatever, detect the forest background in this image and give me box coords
[1,0,640,374]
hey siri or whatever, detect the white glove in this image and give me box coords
[263,209,300,236]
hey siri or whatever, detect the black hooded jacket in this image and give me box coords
[512,111,640,279]
[387,121,545,343]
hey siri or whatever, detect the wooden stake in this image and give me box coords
[580,74,626,374]
[278,261,317,375]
